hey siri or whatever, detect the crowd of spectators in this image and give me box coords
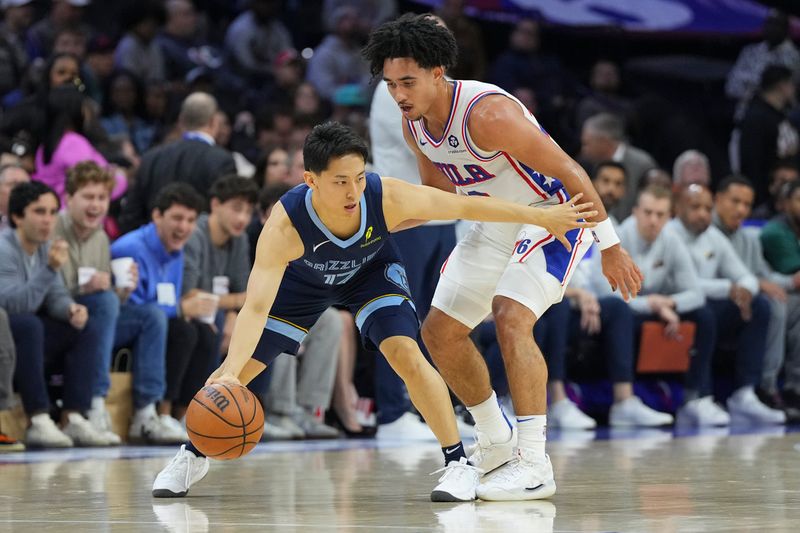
[1,0,800,451]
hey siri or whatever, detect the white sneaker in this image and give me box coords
[476,448,556,501]
[25,414,73,448]
[727,387,786,425]
[265,413,305,439]
[676,396,730,427]
[130,406,188,444]
[430,457,482,502]
[62,412,109,446]
[467,426,516,473]
[87,406,122,445]
[261,419,296,441]
[376,412,437,441]
[292,408,339,439]
[152,444,210,498]
[547,398,596,429]
[609,396,674,427]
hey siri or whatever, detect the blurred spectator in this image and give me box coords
[111,183,205,428]
[213,110,255,178]
[100,70,156,155]
[669,184,784,425]
[713,175,800,417]
[52,26,87,60]
[119,92,236,232]
[246,182,290,264]
[489,19,565,111]
[0,307,25,451]
[0,162,30,231]
[752,159,799,220]
[273,49,305,97]
[82,34,116,103]
[437,0,485,81]
[726,10,800,116]
[0,0,33,98]
[26,0,91,60]
[182,175,257,360]
[224,0,293,82]
[286,147,305,185]
[33,85,127,204]
[762,180,800,274]
[306,5,371,102]
[575,60,631,130]
[640,168,673,191]
[253,146,290,189]
[157,0,222,82]
[672,149,711,188]
[0,181,107,447]
[114,1,167,82]
[734,65,799,206]
[590,161,626,225]
[580,112,657,220]
[293,82,324,125]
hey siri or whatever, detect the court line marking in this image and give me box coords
[0,519,437,530]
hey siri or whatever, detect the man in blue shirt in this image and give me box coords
[112,182,209,441]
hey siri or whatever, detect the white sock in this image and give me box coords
[91,396,106,411]
[467,391,512,444]
[516,414,547,456]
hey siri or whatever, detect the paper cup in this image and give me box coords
[110,257,135,289]
[197,293,220,324]
[78,266,97,286]
[212,275,230,296]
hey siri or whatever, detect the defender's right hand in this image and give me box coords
[539,193,598,252]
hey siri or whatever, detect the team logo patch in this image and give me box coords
[365,226,373,240]
[385,263,410,293]
[448,135,459,148]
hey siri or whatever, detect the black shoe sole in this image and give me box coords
[430,490,472,502]
[152,489,187,498]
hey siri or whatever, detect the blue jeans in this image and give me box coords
[79,291,120,400]
[93,302,168,409]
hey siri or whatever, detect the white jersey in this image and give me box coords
[406,80,568,207]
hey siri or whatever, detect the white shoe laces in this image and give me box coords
[429,459,483,483]
[162,446,193,488]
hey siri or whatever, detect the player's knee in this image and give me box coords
[492,297,535,339]
[381,337,424,380]
[421,310,461,351]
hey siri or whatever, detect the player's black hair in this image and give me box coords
[8,181,59,229]
[592,160,627,180]
[303,122,368,175]
[150,182,205,215]
[362,13,458,78]
[716,174,754,194]
[209,174,259,204]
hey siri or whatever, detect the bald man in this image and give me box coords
[668,184,785,425]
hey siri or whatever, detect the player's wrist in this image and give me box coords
[592,218,620,250]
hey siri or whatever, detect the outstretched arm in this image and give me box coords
[468,95,643,299]
[207,202,303,384]
[382,177,597,251]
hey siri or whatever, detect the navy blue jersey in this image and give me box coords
[248,172,417,371]
[280,172,399,289]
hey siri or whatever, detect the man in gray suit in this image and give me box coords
[580,112,657,220]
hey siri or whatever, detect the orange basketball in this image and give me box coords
[186,383,264,460]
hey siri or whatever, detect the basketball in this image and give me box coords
[186,383,264,460]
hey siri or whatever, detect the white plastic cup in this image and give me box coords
[110,257,135,289]
[78,266,97,286]
[212,275,230,296]
[197,293,220,324]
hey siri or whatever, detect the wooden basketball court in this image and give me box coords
[1,426,798,531]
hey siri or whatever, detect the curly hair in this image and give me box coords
[362,13,458,78]
[66,161,116,196]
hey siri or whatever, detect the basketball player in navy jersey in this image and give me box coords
[152,122,597,501]
[363,14,643,500]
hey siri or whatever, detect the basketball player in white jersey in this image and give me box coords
[363,14,643,501]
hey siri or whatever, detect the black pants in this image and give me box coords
[165,318,220,408]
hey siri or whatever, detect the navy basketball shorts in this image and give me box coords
[251,262,419,366]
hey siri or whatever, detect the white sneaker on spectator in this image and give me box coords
[467,426,516,474]
[87,405,122,445]
[727,386,786,425]
[62,412,109,446]
[376,412,437,441]
[265,413,305,439]
[25,413,73,448]
[609,396,674,427]
[548,398,596,429]
[261,420,296,441]
[152,444,210,498]
[476,448,556,501]
[292,408,339,439]
[430,457,482,502]
[676,396,730,427]
[130,405,188,444]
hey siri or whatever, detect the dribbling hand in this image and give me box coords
[205,365,241,387]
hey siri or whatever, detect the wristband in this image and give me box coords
[592,218,620,250]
